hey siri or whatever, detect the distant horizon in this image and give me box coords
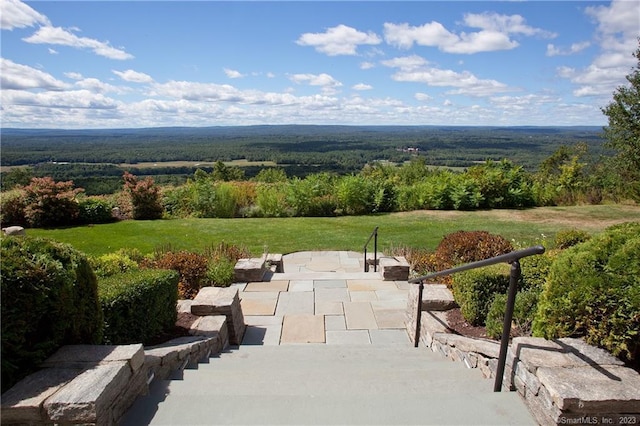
[1,123,605,132]
[2,0,637,128]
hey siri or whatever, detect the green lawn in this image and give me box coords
[27,205,640,257]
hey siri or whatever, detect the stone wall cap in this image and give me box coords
[41,344,145,372]
[537,364,640,412]
[1,368,81,424]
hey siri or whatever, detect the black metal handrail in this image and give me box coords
[363,226,379,272]
[409,245,545,392]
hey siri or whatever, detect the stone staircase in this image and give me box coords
[120,344,536,425]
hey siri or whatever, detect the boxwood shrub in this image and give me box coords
[533,222,640,364]
[451,264,511,326]
[1,237,103,392]
[99,269,179,345]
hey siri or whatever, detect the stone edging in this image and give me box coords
[1,316,229,425]
[405,283,640,425]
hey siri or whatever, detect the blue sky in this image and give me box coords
[1,0,639,128]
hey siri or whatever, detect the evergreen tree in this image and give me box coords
[601,40,640,201]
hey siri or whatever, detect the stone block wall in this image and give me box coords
[1,316,229,425]
[406,283,640,425]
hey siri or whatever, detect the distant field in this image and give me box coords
[119,159,279,169]
[27,205,640,257]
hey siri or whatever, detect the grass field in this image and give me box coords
[26,205,640,257]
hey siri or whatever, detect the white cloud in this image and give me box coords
[414,92,432,102]
[558,0,639,97]
[113,69,153,83]
[224,68,245,79]
[546,41,591,57]
[383,55,511,96]
[381,55,428,71]
[296,24,381,56]
[360,62,375,70]
[64,72,83,80]
[463,12,556,38]
[384,13,553,54]
[0,58,68,90]
[23,26,133,60]
[0,0,50,30]
[48,48,58,55]
[352,83,372,91]
[75,78,123,94]
[3,89,119,110]
[288,73,343,94]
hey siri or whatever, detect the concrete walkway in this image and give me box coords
[121,251,536,425]
[238,251,410,346]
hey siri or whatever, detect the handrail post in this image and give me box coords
[494,259,521,392]
[363,226,379,273]
[364,246,369,272]
[414,281,424,347]
[373,230,378,272]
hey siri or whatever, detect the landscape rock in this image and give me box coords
[2,226,25,236]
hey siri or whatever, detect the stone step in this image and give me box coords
[121,345,536,425]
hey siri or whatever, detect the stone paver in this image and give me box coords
[313,279,347,289]
[343,302,378,330]
[275,292,314,316]
[325,330,371,345]
[239,300,277,316]
[288,280,313,292]
[324,315,346,331]
[244,281,289,292]
[315,301,344,315]
[280,315,325,344]
[349,291,377,302]
[373,309,407,329]
[369,329,410,345]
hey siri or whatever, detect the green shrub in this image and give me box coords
[533,222,640,363]
[519,249,559,292]
[78,197,114,224]
[336,175,376,215]
[99,269,178,345]
[0,189,27,227]
[255,182,289,217]
[554,229,591,249]
[1,237,103,392]
[205,258,235,287]
[451,264,511,326]
[486,289,540,339]
[91,252,139,278]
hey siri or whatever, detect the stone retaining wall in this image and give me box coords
[1,316,229,425]
[406,283,640,425]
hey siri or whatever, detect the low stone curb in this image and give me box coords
[405,283,640,425]
[1,316,229,425]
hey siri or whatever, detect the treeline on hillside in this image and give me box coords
[1,126,606,195]
[0,145,628,228]
[1,125,605,168]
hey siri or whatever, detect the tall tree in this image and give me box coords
[601,40,640,200]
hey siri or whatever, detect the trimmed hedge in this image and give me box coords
[486,289,540,339]
[99,269,179,345]
[1,237,103,393]
[533,222,640,364]
[451,264,511,326]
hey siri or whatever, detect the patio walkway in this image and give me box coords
[237,251,410,346]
